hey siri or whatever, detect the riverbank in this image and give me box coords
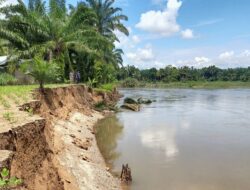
[118,81,250,89]
[0,85,121,190]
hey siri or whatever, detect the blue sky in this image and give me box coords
[14,0,250,68]
[112,0,250,68]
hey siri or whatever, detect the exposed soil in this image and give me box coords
[0,85,121,190]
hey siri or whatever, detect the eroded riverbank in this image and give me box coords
[0,85,121,190]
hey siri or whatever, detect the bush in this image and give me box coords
[21,57,59,90]
[120,78,139,88]
[99,83,116,92]
[0,73,17,85]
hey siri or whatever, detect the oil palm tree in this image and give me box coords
[0,39,8,55]
[85,0,128,70]
[103,48,124,68]
[0,0,110,79]
[85,0,129,40]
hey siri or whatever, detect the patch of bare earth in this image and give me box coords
[0,85,121,190]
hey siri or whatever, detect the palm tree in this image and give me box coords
[103,48,124,68]
[0,39,8,56]
[85,0,129,72]
[21,57,59,91]
[85,0,129,40]
[0,0,110,80]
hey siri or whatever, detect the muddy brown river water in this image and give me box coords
[95,89,250,190]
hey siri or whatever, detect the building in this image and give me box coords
[0,56,7,71]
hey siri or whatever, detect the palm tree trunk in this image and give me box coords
[39,81,45,93]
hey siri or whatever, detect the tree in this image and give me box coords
[21,57,59,91]
[0,39,8,55]
[28,0,45,13]
[201,66,221,81]
[0,0,110,81]
[85,0,129,72]
[86,0,129,39]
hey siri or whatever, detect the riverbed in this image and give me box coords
[95,88,250,190]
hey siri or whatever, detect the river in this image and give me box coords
[95,88,250,190]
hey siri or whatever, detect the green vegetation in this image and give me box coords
[1,0,249,91]
[94,101,107,111]
[0,168,22,188]
[117,65,250,88]
[0,73,17,86]
[120,81,250,89]
[21,57,59,90]
[98,83,116,92]
[2,112,16,123]
[120,78,140,88]
[118,65,250,82]
[0,0,128,89]
[27,108,34,116]
[0,84,70,100]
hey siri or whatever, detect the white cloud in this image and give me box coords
[240,50,250,57]
[215,50,250,68]
[181,29,194,39]
[127,45,155,63]
[124,48,250,69]
[0,0,18,7]
[194,18,224,27]
[176,56,211,68]
[136,0,182,37]
[0,0,18,18]
[114,28,141,49]
[153,60,165,68]
[219,51,235,59]
[132,35,141,44]
[114,30,129,48]
[194,56,210,64]
[173,50,250,68]
[126,46,167,69]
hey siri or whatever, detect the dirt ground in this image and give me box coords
[0,85,121,190]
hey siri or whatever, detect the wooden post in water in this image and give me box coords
[120,164,132,184]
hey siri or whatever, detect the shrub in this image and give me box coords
[0,168,22,188]
[100,83,116,92]
[0,73,17,85]
[120,78,139,88]
[21,57,59,91]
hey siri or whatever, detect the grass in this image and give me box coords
[0,84,73,110]
[0,84,71,98]
[3,112,16,123]
[0,95,11,109]
[119,81,250,89]
[95,83,117,93]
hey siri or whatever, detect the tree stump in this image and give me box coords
[120,164,132,184]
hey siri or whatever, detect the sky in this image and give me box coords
[3,0,250,69]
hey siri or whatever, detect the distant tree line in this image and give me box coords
[117,65,250,82]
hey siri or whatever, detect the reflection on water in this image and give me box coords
[95,89,250,190]
[95,116,123,168]
[140,127,178,160]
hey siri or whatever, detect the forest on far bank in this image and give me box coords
[117,65,250,83]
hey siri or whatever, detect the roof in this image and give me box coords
[0,56,7,66]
